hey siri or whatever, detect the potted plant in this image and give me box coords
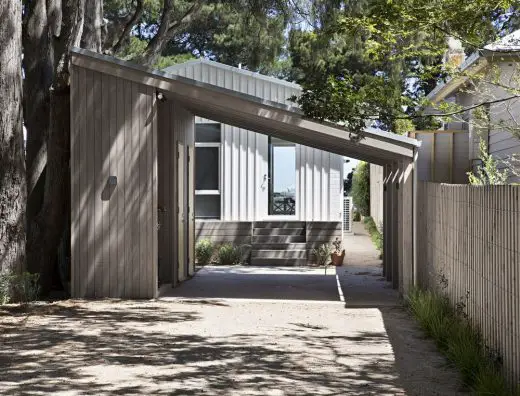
[330,238,345,266]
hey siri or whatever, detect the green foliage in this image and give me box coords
[217,244,242,266]
[106,0,292,73]
[0,271,40,305]
[195,239,214,265]
[155,53,197,70]
[288,0,516,134]
[352,211,361,222]
[351,162,370,217]
[407,287,519,395]
[363,216,383,257]
[344,170,353,196]
[332,238,343,254]
[312,243,332,266]
[468,138,511,185]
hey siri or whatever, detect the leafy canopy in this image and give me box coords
[289,0,518,134]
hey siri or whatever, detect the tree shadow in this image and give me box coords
[0,301,406,395]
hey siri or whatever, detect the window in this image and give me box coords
[195,124,221,219]
[268,136,296,216]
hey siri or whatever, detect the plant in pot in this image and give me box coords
[331,238,345,266]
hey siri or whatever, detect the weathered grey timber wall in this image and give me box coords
[70,66,158,298]
[417,182,520,384]
[410,131,470,184]
[369,164,384,227]
[157,101,195,286]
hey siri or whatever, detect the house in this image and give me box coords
[370,32,520,231]
[415,31,520,184]
[164,59,346,266]
[68,48,419,298]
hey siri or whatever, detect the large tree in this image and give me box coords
[0,0,26,276]
[289,0,517,135]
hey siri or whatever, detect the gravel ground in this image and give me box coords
[0,223,467,395]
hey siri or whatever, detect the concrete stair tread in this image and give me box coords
[251,243,307,249]
[251,249,307,259]
[253,228,305,236]
[253,221,305,228]
[250,258,307,266]
[252,235,305,243]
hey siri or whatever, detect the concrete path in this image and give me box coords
[0,221,466,395]
[160,266,341,301]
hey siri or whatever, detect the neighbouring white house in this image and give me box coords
[164,59,345,265]
[414,31,520,184]
[370,32,520,228]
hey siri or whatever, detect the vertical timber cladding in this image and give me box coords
[70,65,158,299]
[187,145,196,277]
[157,100,195,285]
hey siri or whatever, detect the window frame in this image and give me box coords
[194,142,221,196]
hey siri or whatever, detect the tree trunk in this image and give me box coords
[81,0,103,52]
[141,0,203,66]
[26,0,85,293]
[0,0,26,275]
[22,0,52,236]
[26,87,71,292]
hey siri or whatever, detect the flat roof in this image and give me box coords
[71,48,419,165]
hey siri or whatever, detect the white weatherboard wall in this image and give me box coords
[165,60,343,222]
[488,62,520,183]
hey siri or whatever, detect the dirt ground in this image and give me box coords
[0,223,467,395]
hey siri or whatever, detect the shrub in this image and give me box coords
[363,216,383,258]
[406,287,518,395]
[195,239,214,265]
[351,161,370,217]
[0,271,40,305]
[352,210,361,222]
[312,243,332,266]
[217,244,242,266]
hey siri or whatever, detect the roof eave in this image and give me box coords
[70,48,420,163]
[427,52,487,103]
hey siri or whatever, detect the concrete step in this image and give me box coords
[253,221,305,229]
[251,243,307,250]
[253,227,305,236]
[251,249,307,259]
[250,258,307,266]
[252,235,305,244]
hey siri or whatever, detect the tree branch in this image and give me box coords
[141,0,203,66]
[424,94,520,118]
[167,1,201,33]
[111,0,143,54]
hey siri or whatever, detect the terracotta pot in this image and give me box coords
[331,250,345,266]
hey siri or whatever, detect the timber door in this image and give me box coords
[177,141,186,282]
[187,145,195,276]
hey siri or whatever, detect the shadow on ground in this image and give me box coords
[0,301,407,395]
[160,266,340,301]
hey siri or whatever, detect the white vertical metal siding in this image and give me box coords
[165,60,344,221]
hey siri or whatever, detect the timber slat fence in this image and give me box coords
[417,182,520,385]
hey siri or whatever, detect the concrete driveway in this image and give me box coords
[0,223,466,395]
[160,266,342,301]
